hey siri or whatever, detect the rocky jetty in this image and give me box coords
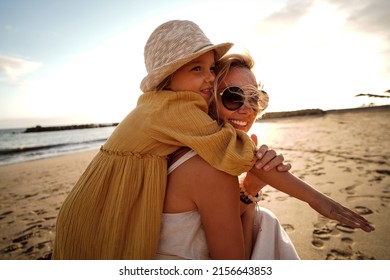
[261,109,326,120]
[24,123,118,133]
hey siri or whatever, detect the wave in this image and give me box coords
[0,138,108,155]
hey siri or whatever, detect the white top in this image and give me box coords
[156,150,300,260]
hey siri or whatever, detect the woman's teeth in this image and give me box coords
[230,119,247,127]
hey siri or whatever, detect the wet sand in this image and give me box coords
[0,107,389,260]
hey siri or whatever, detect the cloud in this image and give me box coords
[246,0,390,111]
[264,0,315,26]
[326,0,390,71]
[259,0,390,40]
[0,54,42,86]
[326,0,390,35]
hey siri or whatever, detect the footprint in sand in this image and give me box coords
[22,192,39,199]
[281,224,295,232]
[356,165,364,171]
[311,223,336,249]
[346,195,376,202]
[310,215,374,259]
[354,206,373,215]
[324,234,374,260]
[376,169,390,176]
[311,239,324,248]
[33,209,47,215]
[341,237,354,246]
[381,196,390,203]
[0,244,20,254]
[335,224,355,233]
[326,249,375,260]
[339,166,352,173]
[313,227,333,240]
[339,185,356,195]
[369,175,384,182]
[326,249,353,260]
[0,210,13,220]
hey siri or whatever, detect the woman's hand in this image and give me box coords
[309,192,375,232]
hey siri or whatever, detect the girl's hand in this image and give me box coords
[251,134,291,172]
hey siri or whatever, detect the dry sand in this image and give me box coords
[257,107,390,260]
[0,107,389,260]
[0,150,97,260]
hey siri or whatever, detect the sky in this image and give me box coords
[0,0,389,129]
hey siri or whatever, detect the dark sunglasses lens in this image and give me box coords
[222,87,244,110]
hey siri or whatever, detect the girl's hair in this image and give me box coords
[156,76,172,92]
[209,52,269,123]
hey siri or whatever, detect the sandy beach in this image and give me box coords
[0,107,389,260]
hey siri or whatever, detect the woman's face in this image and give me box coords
[167,51,215,104]
[216,67,258,133]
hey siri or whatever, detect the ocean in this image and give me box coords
[0,126,116,166]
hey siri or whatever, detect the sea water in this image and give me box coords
[0,126,116,166]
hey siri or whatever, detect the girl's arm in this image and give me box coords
[248,167,375,232]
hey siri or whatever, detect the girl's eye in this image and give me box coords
[210,66,216,73]
[192,66,201,71]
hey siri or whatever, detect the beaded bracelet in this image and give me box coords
[239,183,261,205]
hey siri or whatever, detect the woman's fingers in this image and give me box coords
[332,207,375,232]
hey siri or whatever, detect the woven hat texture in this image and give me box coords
[140,20,233,92]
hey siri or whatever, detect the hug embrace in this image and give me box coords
[52,20,374,260]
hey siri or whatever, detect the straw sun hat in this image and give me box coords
[140,20,233,92]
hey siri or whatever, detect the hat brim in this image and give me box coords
[140,42,233,92]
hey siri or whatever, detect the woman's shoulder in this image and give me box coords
[174,152,239,193]
[171,150,233,178]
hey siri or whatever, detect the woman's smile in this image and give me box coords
[228,118,249,128]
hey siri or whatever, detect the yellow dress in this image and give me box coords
[52,90,257,259]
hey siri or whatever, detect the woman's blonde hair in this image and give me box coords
[210,52,269,123]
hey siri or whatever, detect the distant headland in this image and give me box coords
[260,105,390,120]
[24,123,119,133]
[261,108,326,119]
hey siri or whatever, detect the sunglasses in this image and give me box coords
[220,86,261,111]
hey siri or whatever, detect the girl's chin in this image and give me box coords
[197,92,211,103]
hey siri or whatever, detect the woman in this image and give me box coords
[156,53,373,260]
[157,53,297,260]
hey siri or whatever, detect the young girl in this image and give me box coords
[52,20,265,260]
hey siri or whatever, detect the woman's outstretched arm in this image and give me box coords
[248,166,375,232]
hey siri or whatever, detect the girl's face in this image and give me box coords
[216,67,258,133]
[167,51,215,104]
